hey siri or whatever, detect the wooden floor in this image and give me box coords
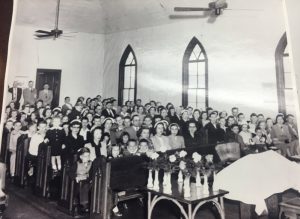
[2,183,269,219]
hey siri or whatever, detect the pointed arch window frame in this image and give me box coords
[118,45,137,106]
[275,33,288,114]
[182,37,209,108]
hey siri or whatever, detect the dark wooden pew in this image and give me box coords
[90,155,148,219]
[14,135,30,187]
[35,143,51,198]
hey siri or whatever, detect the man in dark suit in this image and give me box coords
[101,101,116,118]
[23,80,37,106]
[205,112,219,145]
[38,83,53,107]
[8,81,22,109]
[123,115,140,140]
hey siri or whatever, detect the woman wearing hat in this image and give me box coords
[168,123,185,149]
[150,121,171,152]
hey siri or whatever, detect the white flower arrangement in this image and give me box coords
[205,154,214,163]
[192,152,202,163]
[169,155,176,163]
[179,150,187,158]
[151,152,160,160]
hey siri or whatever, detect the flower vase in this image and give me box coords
[202,174,209,194]
[213,171,218,191]
[153,169,159,190]
[163,171,168,186]
[164,172,172,194]
[195,171,202,187]
[183,175,191,198]
[147,169,153,188]
[178,170,183,183]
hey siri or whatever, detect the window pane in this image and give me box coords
[189,62,198,76]
[197,62,206,75]
[196,102,206,111]
[188,89,197,104]
[130,68,136,88]
[283,56,291,73]
[129,89,135,101]
[126,52,134,65]
[284,72,293,89]
[197,89,206,105]
[124,67,131,88]
[284,45,289,55]
[197,75,206,88]
[123,89,129,103]
[199,51,205,60]
[189,76,198,88]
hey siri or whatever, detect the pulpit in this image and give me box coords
[90,155,148,219]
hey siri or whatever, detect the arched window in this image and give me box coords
[275,33,294,115]
[182,37,208,109]
[118,45,137,106]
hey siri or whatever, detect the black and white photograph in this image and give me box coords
[0,0,300,218]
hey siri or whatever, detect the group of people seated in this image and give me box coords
[0,82,299,216]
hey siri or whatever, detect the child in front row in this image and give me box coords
[44,117,65,172]
[70,147,92,215]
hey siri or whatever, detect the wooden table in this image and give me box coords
[279,197,300,219]
[145,182,229,219]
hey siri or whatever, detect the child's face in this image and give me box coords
[256,130,263,137]
[52,118,61,127]
[139,142,148,153]
[80,152,90,163]
[112,146,120,158]
[128,142,138,154]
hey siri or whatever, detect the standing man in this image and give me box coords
[8,81,22,109]
[23,81,37,106]
[38,83,53,107]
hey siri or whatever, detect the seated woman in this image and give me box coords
[183,121,203,148]
[239,123,253,146]
[150,121,171,152]
[271,114,299,156]
[84,127,107,161]
[70,147,92,215]
[168,123,185,149]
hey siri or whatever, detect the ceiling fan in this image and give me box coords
[34,0,64,39]
[174,0,228,16]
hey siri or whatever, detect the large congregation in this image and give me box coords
[0,80,299,216]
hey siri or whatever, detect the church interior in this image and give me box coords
[0,0,300,218]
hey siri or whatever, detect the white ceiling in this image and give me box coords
[15,0,278,34]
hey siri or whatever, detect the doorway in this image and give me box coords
[36,69,61,108]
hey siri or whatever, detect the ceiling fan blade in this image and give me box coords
[35,34,55,38]
[36,30,52,34]
[174,7,211,12]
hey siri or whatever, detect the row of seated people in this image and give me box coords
[1,96,299,215]
[2,104,299,180]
